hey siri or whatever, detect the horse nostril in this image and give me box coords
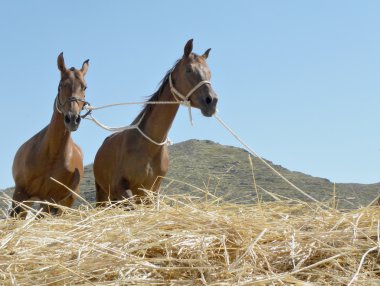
[64,115,70,124]
[205,96,212,105]
[75,116,81,124]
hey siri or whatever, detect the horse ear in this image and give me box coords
[81,59,89,76]
[57,52,66,73]
[183,39,193,58]
[202,48,211,59]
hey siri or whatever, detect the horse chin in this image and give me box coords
[64,123,80,132]
[201,108,216,117]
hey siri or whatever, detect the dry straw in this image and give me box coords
[0,189,379,285]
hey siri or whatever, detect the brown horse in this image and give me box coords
[10,53,89,218]
[93,39,218,205]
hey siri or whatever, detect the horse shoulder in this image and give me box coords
[71,141,83,159]
[142,146,169,180]
[157,146,169,175]
[12,127,49,183]
[66,140,84,173]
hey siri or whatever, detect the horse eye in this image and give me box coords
[185,67,192,73]
[83,86,87,91]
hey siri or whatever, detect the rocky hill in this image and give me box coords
[1,139,379,213]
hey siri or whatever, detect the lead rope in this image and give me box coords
[86,111,170,146]
[83,101,184,146]
[84,72,211,146]
[213,113,325,207]
[83,93,320,205]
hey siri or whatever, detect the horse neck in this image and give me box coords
[45,106,72,156]
[138,82,179,148]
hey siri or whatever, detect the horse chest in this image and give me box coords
[128,152,168,185]
[29,164,80,192]
[24,146,82,197]
[39,155,79,179]
[132,160,158,181]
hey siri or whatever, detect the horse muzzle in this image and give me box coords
[200,93,218,117]
[64,112,81,131]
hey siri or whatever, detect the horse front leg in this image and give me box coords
[96,181,112,207]
[115,178,137,209]
[39,190,76,216]
[9,186,33,219]
[118,188,135,209]
[55,193,75,215]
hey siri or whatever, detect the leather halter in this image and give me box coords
[55,94,89,117]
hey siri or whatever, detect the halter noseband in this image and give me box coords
[55,94,90,117]
[168,73,212,125]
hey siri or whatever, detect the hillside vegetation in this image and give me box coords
[1,139,379,212]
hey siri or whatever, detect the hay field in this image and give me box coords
[0,191,379,285]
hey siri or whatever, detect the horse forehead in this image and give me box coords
[193,56,209,68]
[63,69,84,83]
[192,57,210,76]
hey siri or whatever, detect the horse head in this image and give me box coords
[56,53,89,132]
[170,39,218,117]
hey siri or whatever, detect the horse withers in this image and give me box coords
[10,53,89,218]
[93,39,218,206]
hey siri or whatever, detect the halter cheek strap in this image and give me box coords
[168,73,211,102]
[168,73,211,125]
[55,96,63,114]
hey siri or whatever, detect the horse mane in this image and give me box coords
[131,58,182,125]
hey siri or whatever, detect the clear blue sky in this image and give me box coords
[1,1,379,189]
